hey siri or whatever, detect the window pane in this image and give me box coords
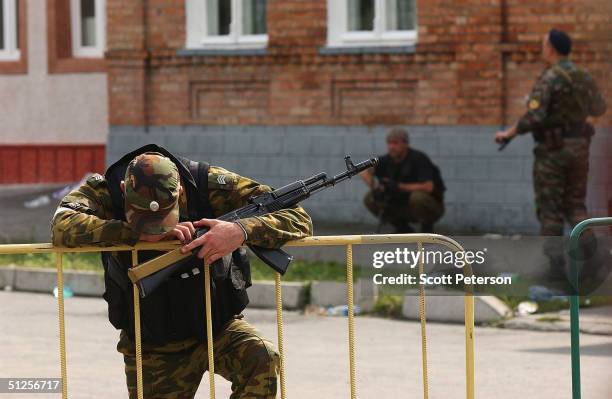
[207,0,231,36]
[386,0,415,31]
[348,0,374,31]
[242,0,266,35]
[80,0,97,46]
[0,0,5,50]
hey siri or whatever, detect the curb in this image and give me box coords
[503,312,612,336]
[247,281,307,310]
[402,291,512,324]
[1,266,105,297]
[0,266,307,309]
[310,279,378,312]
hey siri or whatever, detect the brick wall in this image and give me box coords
[105,0,611,232]
[106,0,611,127]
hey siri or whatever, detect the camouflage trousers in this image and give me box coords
[364,190,444,232]
[117,317,280,399]
[533,138,590,236]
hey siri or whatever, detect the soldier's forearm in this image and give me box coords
[238,207,312,248]
[51,211,140,248]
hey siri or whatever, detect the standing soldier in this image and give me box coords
[51,145,312,398]
[495,29,607,237]
[495,29,607,284]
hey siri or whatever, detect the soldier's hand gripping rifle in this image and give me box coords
[498,136,513,151]
[127,156,378,297]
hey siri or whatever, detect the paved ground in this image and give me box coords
[1,291,611,398]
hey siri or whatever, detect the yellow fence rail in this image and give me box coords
[0,234,475,399]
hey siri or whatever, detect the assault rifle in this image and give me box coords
[128,156,378,297]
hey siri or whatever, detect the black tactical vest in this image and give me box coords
[101,144,251,344]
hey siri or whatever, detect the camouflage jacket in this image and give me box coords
[51,166,313,248]
[516,59,607,135]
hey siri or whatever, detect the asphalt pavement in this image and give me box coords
[1,291,611,398]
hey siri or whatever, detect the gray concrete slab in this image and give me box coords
[402,294,512,324]
[0,184,64,243]
[247,281,307,310]
[1,291,611,398]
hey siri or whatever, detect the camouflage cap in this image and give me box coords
[124,152,180,235]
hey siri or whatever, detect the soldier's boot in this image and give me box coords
[542,237,570,288]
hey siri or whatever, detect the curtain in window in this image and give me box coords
[15,0,18,49]
[242,0,266,35]
[81,0,97,46]
[0,0,5,49]
[386,0,415,31]
[207,0,231,36]
[348,0,374,31]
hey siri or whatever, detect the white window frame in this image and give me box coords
[186,0,268,50]
[70,0,106,58]
[0,0,20,61]
[327,0,417,48]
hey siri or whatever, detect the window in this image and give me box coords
[0,0,20,61]
[70,0,105,57]
[186,0,268,49]
[327,0,417,47]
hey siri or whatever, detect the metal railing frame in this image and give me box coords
[0,233,475,399]
[568,217,612,399]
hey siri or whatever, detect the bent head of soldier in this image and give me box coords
[542,29,572,64]
[386,127,410,161]
[119,152,182,236]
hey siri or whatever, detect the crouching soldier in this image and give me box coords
[51,144,312,398]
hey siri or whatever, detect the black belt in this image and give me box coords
[534,123,586,141]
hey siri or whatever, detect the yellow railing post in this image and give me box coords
[132,250,144,399]
[275,273,287,399]
[346,244,357,399]
[465,295,475,399]
[55,251,68,399]
[204,261,216,399]
[417,242,429,399]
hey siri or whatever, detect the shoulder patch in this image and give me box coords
[86,173,106,188]
[208,172,237,190]
[529,99,541,110]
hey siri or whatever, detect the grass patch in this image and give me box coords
[0,252,354,282]
[536,316,562,323]
[0,252,103,272]
[250,257,357,282]
[373,294,404,318]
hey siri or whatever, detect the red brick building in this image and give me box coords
[104,0,611,232]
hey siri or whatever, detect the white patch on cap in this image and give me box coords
[149,201,160,212]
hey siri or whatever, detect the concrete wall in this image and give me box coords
[107,125,612,234]
[0,0,108,144]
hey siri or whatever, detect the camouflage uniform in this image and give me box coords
[516,58,606,236]
[51,157,312,399]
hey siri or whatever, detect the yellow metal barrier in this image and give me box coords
[0,234,475,399]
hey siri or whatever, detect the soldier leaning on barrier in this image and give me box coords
[495,29,607,237]
[50,145,312,399]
